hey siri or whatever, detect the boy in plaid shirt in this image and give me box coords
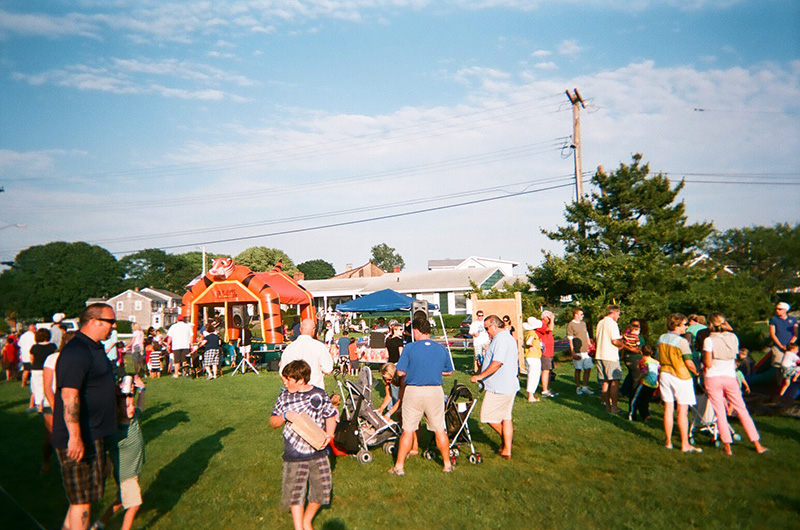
[270,360,337,530]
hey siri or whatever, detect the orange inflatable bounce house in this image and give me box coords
[181,258,315,344]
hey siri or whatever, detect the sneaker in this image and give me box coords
[542,390,558,398]
[576,387,585,395]
[582,386,595,395]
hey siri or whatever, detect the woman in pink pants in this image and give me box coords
[702,313,768,456]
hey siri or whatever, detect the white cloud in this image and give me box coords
[531,49,552,58]
[557,39,582,56]
[534,61,557,70]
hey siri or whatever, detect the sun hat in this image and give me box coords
[522,316,543,330]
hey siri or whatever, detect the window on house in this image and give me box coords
[129,316,136,322]
[134,301,142,310]
[116,301,124,311]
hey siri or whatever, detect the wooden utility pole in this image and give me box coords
[566,89,585,202]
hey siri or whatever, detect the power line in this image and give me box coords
[111,180,575,254]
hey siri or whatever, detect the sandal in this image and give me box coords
[682,446,703,454]
[388,468,405,476]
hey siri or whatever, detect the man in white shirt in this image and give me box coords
[279,319,334,390]
[18,324,37,390]
[469,310,490,373]
[166,315,194,378]
[594,305,625,414]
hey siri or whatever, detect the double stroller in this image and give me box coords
[333,367,401,463]
[423,381,483,465]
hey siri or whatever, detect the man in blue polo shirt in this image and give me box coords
[770,302,798,368]
[389,317,454,476]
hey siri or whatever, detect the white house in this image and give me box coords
[428,256,519,277]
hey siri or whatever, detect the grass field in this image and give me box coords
[1,348,798,530]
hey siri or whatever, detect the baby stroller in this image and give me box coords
[334,367,401,463]
[423,381,482,465]
[688,393,742,447]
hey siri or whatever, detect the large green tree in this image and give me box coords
[119,249,223,294]
[370,243,404,272]
[297,259,335,280]
[528,154,767,337]
[705,223,800,299]
[0,242,120,319]
[234,247,297,274]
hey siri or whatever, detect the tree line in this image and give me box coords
[0,241,407,325]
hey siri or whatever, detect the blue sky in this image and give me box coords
[1,0,798,276]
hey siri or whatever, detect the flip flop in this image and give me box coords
[682,446,703,454]
[388,468,405,476]
[443,467,453,473]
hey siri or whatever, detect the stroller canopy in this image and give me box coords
[335,288,438,313]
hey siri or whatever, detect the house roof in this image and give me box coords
[142,287,183,301]
[301,267,511,298]
[428,256,520,269]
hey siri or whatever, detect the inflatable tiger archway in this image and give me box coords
[181,257,315,344]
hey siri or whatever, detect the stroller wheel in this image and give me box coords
[451,456,458,466]
[357,449,373,464]
[423,450,435,460]
[382,442,396,455]
[688,436,695,446]
[733,433,742,442]
[450,448,460,458]
[468,453,481,465]
[714,440,721,448]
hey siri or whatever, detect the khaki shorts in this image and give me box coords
[480,391,515,424]
[120,477,142,509]
[596,360,622,381]
[401,386,446,432]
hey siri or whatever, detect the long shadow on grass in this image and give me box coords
[141,427,234,527]
[323,519,348,530]
[143,410,191,443]
[548,385,661,442]
[0,398,28,411]
[754,420,800,444]
[140,401,172,422]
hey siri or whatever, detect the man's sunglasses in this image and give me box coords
[95,317,116,324]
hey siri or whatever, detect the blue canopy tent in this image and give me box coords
[336,289,451,361]
[336,289,437,313]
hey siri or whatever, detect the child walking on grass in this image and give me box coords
[779,343,800,396]
[93,375,146,530]
[270,360,337,530]
[628,345,659,423]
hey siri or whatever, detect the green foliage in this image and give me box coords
[297,259,336,279]
[705,223,800,298]
[528,154,768,336]
[0,242,120,319]
[475,278,546,318]
[370,243,404,272]
[115,320,133,334]
[234,247,297,274]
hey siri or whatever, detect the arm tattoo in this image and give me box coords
[65,396,80,424]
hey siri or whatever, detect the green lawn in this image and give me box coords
[1,349,798,530]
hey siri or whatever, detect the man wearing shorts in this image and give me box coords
[595,305,625,413]
[471,315,519,460]
[567,307,594,396]
[469,311,490,373]
[390,317,454,476]
[52,303,117,530]
[658,313,701,453]
[166,315,193,378]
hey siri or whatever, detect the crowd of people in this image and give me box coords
[2,300,796,530]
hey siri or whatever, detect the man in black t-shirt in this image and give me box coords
[53,303,117,530]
